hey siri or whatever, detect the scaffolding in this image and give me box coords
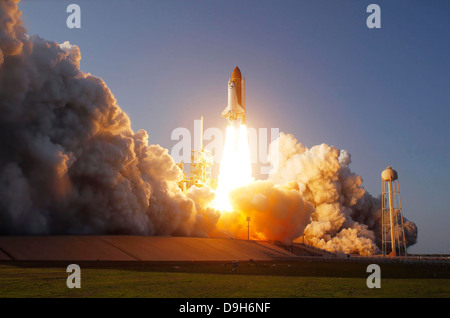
[187,147,214,188]
[178,116,216,191]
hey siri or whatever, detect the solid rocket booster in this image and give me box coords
[221,66,246,125]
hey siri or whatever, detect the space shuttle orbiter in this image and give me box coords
[221,66,246,125]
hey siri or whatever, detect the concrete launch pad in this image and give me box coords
[0,236,298,262]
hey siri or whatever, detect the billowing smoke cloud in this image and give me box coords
[268,132,417,255]
[213,180,314,244]
[0,0,219,236]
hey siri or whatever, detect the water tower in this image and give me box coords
[381,166,407,257]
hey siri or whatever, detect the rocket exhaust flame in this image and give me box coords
[214,124,253,211]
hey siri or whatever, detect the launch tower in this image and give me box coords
[189,117,214,187]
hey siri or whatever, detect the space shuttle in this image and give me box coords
[221,66,246,125]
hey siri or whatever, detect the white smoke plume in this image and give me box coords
[268,132,417,255]
[0,0,218,236]
[213,180,314,244]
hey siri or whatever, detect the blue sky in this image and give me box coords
[19,0,449,254]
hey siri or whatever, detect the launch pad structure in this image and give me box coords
[178,116,215,191]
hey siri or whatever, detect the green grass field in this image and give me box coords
[0,261,449,298]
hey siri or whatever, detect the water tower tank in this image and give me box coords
[382,166,398,181]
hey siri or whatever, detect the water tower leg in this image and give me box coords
[388,180,397,256]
